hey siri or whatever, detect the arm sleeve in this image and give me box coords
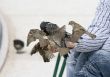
[90,0,110,28]
[72,28,110,52]
[71,0,110,52]
[100,0,110,6]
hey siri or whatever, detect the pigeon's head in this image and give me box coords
[40,21,59,35]
[68,21,76,25]
[40,21,50,35]
[46,23,59,35]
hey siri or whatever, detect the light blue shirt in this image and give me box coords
[70,0,110,53]
[67,0,110,77]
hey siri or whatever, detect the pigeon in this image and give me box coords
[27,29,55,62]
[13,39,25,54]
[68,20,96,43]
[31,42,54,62]
[27,29,49,47]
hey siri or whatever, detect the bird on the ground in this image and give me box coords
[13,39,25,54]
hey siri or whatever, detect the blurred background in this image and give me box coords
[0,0,99,77]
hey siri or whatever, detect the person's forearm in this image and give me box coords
[72,27,110,52]
[73,0,110,52]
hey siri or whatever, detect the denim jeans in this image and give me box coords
[66,50,110,77]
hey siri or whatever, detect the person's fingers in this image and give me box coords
[66,41,75,48]
[48,46,57,53]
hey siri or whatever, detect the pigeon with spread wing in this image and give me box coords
[27,22,68,61]
[27,29,49,47]
[27,28,54,62]
[68,20,96,43]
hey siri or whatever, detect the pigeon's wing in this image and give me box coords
[27,29,49,47]
[68,21,86,42]
[72,24,96,41]
[71,28,85,42]
[38,47,54,62]
[30,42,48,62]
[30,42,40,55]
[38,49,50,62]
[73,23,96,39]
[51,25,66,46]
[42,55,50,62]
[44,50,54,60]
[39,36,50,48]
[27,29,44,46]
[69,21,96,41]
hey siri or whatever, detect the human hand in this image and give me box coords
[66,41,76,49]
[50,47,57,53]
[47,45,57,53]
